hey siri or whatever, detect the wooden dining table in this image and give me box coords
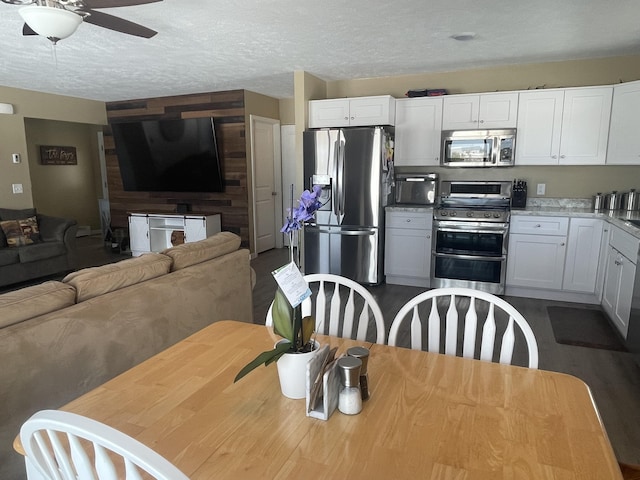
[15,320,622,479]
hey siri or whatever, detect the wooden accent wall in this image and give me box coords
[104,90,250,247]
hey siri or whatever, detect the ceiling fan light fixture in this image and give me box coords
[19,5,82,42]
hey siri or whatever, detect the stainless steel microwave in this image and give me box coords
[441,129,516,167]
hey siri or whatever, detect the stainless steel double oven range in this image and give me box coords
[432,180,512,295]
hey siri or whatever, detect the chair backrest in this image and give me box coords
[20,410,189,480]
[266,273,386,344]
[388,287,539,368]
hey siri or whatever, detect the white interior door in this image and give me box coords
[251,115,281,253]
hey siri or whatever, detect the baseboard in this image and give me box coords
[505,286,600,305]
[76,225,92,237]
[385,275,430,288]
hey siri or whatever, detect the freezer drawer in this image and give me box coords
[304,226,382,285]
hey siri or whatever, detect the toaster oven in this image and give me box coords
[395,173,438,205]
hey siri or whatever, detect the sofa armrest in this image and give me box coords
[37,214,78,268]
[37,214,77,243]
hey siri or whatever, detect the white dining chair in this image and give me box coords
[20,410,189,480]
[266,273,386,344]
[388,287,539,368]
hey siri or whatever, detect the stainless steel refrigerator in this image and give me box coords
[303,126,394,285]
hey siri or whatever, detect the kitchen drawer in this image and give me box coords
[386,211,432,230]
[610,225,640,263]
[510,216,569,236]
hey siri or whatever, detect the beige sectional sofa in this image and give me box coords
[0,232,254,480]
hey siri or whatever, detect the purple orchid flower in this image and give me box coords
[280,185,322,233]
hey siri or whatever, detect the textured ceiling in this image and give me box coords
[0,0,639,102]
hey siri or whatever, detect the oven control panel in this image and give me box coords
[434,208,510,223]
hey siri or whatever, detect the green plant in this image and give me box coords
[233,289,315,383]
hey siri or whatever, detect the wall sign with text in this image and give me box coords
[39,145,77,165]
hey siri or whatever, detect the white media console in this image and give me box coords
[128,213,221,257]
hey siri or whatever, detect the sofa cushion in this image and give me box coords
[0,248,19,266]
[0,281,76,328]
[162,232,241,271]
[63,253,172,302]
[18,241,66,263]
[0,216,42,247]
[0,208,37,247]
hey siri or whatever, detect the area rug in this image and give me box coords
[547,306,627,351]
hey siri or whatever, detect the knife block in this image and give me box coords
[512,187,527,209]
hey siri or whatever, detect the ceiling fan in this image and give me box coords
[2,0,162,43]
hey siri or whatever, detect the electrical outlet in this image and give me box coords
[11,153,20,164]
[12,183,23,194]
[536,183,546,195]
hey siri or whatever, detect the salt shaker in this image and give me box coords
[337,356,362,415]
[347,346,370,400]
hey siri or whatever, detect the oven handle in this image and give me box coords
[435,225,509,234]
[433,252,506,262]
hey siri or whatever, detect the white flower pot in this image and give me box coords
[275,340,319,399]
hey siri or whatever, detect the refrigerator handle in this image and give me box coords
[332,137,340,216]
[337,136,345,216]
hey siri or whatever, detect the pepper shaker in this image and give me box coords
[337,356,362,415]
[347,346,370,400]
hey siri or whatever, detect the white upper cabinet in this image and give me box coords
[308,95,395,128]
[516,87,613,165]
[442,92,518,130]
[606,80,640,165]
[394,97,443,166]
[515,90,564,165]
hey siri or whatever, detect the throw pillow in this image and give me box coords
[0,216,42,247]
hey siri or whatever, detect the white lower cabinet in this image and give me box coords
[594,223,612,301]
[601,225,639,337]
[129,213,221,256]
[385,210,432,287]
[507,216,605,295]
[506,233,567,290]
[562,218,603,293]
[506,216,568,290]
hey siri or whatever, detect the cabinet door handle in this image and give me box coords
[560,242,565,246]
[551,155,557,159]
[560,154,566,159]
[406,219,411,222]
[479,119,484,123]
[426,234,431,239]
[615,260,622,266]
[535,224,541,228]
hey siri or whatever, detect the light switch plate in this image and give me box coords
[12,183,23,194]
[536,183,546,195]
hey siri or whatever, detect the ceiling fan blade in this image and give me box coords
[80,9,157,38]
[22,23,37,36]
[82,0,162,8]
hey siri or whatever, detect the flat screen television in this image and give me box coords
[111,117,223,193]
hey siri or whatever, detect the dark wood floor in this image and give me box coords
[251,247,640,465]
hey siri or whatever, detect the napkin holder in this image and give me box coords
[306,345,340,420]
